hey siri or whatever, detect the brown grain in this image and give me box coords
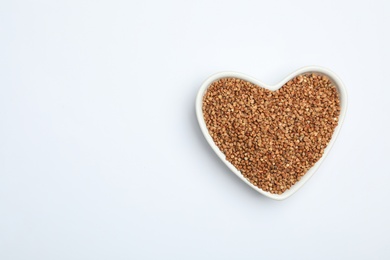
[202,73,340,194]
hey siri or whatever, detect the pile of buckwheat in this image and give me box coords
[202,74,341,194]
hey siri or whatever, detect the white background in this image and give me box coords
[1,0,390,259]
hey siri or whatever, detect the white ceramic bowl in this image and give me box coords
[196,66,347,200]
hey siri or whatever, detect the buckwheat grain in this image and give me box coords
[202,74,341,194]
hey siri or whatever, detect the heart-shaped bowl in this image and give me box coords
[196,66,347,200]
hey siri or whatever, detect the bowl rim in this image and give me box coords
[195,66,348,200]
